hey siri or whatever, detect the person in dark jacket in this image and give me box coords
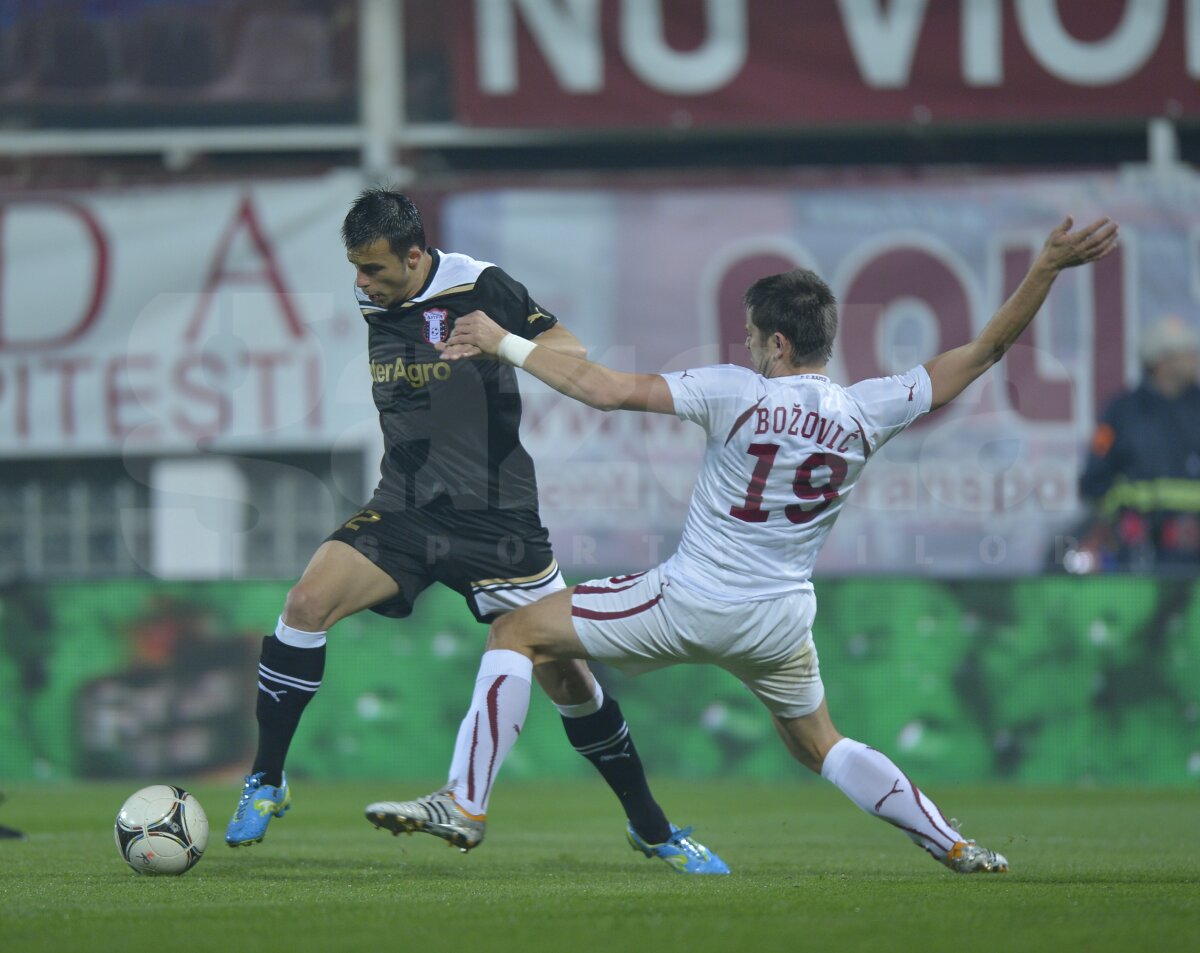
[1079,314,1200,570]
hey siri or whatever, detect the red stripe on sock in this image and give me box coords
[890,821,950,854]
[481,675,508,807]
[466,712,480,804]
[904,773,957,850]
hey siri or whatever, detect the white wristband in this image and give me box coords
[497,333,536,368]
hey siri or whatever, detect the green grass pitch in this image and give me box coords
[0,780,1196,953]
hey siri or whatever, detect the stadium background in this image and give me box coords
[1,0,1198,787]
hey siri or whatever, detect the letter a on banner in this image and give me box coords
[185,195,305,344]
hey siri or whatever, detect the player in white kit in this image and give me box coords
[366,216,1118,873]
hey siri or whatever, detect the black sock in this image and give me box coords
[251,635,325,787]
[561,695,671,844]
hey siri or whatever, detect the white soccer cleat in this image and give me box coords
[942,839,1009,874]
[365,789,486,852]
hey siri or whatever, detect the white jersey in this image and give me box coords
[662,364,932,599]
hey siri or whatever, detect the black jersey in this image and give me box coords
[358,249,557,533]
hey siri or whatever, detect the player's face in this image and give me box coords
[745,314,774,376]
[348,239,421,309]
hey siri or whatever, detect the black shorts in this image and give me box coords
[325,503,565,623]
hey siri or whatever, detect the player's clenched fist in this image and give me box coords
[439,310,506,360]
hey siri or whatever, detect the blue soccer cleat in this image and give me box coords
[225,772,290,847]
[627,823,730,874]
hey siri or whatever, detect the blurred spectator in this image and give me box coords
[1077,315,1200,571]
[0,790,25,838]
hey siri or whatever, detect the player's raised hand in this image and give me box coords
[1038,216,1119,272]
[438,310,506,361]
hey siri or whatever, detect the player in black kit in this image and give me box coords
[223,189,727,874]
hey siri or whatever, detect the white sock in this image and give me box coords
[275,616,327,649]
[821,737,961,860]
[447,649,533,816]
[553,679,604,718]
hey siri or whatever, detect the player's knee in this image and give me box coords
[282,582,336,632]
[486,612,521,651]
[487,610,543,658]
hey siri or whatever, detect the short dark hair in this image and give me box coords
[341,187,426,258]
[743,269,838,366]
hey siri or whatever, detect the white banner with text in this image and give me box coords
[3,170,1199,574]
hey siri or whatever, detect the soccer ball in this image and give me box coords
[114,784,209,875]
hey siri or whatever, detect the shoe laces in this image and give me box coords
[233,772,266,820]
[666,825,706,858]
[948,817,978,847]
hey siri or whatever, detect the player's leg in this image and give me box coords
[251,539,400,784]
[368,566,727,871]
[439,554,661,832]
[228,531,404,848]
[364,587,579,850]
[532,656,673,848]
[461,553,712,866]
[729,592,1007,875]
[773,700,1008,874]
[507,572,727,873]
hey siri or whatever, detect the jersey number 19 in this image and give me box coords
[729,443,848,525]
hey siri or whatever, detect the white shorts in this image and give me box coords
[470,559,566,620]
[570,565,824,719]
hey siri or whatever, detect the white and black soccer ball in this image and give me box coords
[114,784,209,876]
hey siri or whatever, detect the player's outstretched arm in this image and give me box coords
[924,216,1118,411]
[440,310,676,414]
[530,323,587,360]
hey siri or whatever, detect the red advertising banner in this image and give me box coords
[454,0,1199,128]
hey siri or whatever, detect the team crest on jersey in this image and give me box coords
[423,308,449,344]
